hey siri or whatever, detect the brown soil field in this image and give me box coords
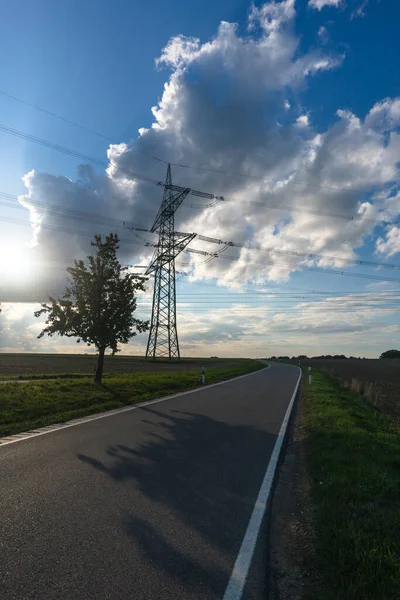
[0,353,247,377]
[304,358,400,420]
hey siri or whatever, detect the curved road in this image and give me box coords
[0,362,300,600]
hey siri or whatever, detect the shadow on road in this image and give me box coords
[78,406,276,595]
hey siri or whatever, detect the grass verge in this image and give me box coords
[0,359,263,438]
[0,373,89,381]
[303,370,400,600]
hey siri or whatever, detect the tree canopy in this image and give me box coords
[379,349,400,359]
[35,233,149,383]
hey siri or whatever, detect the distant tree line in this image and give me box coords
[268,351,400,361]
[269,355,350,360]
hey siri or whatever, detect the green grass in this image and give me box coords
[303,370,400,600]
[0,359,263,437]
[0,372,90,381]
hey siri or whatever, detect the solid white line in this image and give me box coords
[222,366,302,600]
[0,364,271,448]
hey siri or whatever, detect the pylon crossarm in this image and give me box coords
[150,187,191,233]
[145,233,196,275]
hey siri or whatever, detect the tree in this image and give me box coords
[35,234,149,383]
[380,349,400,359]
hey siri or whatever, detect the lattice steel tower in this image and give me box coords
[145,165,195,359]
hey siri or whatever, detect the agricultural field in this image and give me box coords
[0,353,245,378]
[0,357,263,437]
[304,358,400,420]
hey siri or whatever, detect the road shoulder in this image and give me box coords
[269,377,321,600]
[270,369,400,600]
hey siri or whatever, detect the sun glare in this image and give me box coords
[0,245,37,284]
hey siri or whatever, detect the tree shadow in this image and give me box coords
[78,406,277,595]
[122,514,227,595]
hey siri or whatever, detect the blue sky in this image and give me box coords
[1,0,398,189]
[0,0,399,357]
[0,0,247,190]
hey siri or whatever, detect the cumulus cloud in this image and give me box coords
[99,1,399,290]
[308,0,343,10]
[296,114,309,127]
[0,304,43,352]
[10,1,400,306]
[376,226,400,258]
[364,98,400,130]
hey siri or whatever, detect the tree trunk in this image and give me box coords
[94,346,105,384]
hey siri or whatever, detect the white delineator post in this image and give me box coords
[201,367,206,385]
[308,366,312,385]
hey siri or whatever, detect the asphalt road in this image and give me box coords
[0,362,300,600]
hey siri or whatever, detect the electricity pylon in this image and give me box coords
[145,165,195,359]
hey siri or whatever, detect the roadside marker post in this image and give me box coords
[201,367,206,385]
[308,366,312,385]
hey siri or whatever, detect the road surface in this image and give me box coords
[0,362,300,600]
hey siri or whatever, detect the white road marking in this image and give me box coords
[222,366,302,600]
[0,364,270,448]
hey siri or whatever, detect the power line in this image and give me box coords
[178,276,400,295]
[2,204,399,285]
[0,90,398,212]
[218,254,400,284]
[2,289,398,309]
[194,234,400,271]
[0,214,148,247]
[1,88,395,200]
[1,192,399,287]
[187,197,398,228]
[2,191,397,272]
[175,291,400,296]
[174,294,400,300]
[173,162,396,197]
[174,301,400,306]
[184,248,400,284]
[0,192,147,232]
[174,309,400,313]
[174,291,400,300]
[0,117,397,231]
[0,89,168,165]
[0,192,400,280]
[0,123,218,200]
[0,123,159,184]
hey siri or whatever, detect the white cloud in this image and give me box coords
[296,114,309,127]
[16,1,400,296]
[365,98,400,130]
[351,0,369,19]
[1,288,399,358]
[155,35,201,70]
[248,0,296,32]
[376,226,400,257]
[0,304,42,352]
[308,0,343,10]
[4,0,400,356]
[318,26,329,44]
[159,292,400,357]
